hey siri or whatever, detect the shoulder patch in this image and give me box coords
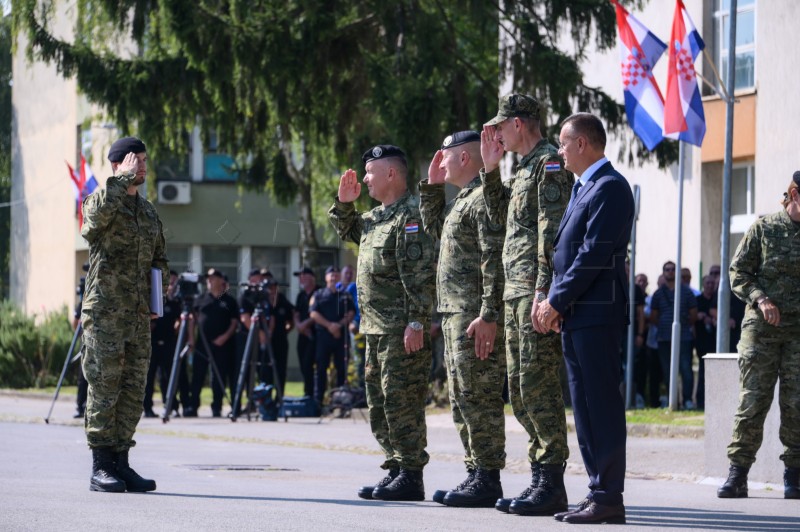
[543,183,561,203]
[545,161,561,173]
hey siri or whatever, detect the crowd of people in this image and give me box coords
[75,99,798,513]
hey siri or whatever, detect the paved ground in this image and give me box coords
[1,392,797,531]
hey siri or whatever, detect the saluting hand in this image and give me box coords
[338,169,361,203]
[117,152,139,175]
[428,150,446,185]
[480,125,504,173]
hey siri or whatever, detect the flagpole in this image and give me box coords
[716,0,738,355]
[669,141,685,411]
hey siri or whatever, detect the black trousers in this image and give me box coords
[144,340,188,411]
[297,334,316,397]
[190,342,236,413]
[314,333,346,402]
[563,325,626,506]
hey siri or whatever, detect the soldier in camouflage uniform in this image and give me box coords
[419,131,507,508]
[480,94,574,515]
[329,145,435,501]
[81,137,169,493]
[718,171,800,500]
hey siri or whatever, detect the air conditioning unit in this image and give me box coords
[157,181,191,205]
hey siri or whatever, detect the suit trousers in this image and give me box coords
[562,325,626,506]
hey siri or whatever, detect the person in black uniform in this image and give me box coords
[73,265,89,418]
[261,270,294,392]
[143,271,186,417]
[188,268,240,417]
[310,266,355,404]
[293,266,319,397]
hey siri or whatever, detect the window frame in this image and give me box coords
[714,0,757,93]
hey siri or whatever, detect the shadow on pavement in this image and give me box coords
[626,506,800,530]
[151,492,430,508]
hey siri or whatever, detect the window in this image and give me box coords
[167,245,192,275]
[250,247,290,285]
[730,162,756,235]
[714,0,756,92]
[202,245,240,289]
[204,129,238,182]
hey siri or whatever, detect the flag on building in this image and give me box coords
[66,156,99,227]
[80,155,99,200]
[612,0,668,151]
[664,0,706,146]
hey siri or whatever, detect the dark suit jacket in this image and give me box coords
[549,161,635,331]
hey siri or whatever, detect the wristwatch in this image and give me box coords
[408,321,423,331]
[535,292,547,303]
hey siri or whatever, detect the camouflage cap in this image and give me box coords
[441,130,480,150]
[485,94,540,126]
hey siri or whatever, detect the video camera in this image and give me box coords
[239,279,276,312]
[176,271,203,302]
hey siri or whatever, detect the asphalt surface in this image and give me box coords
[1,392,797,531]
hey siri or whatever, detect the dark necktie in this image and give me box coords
[567,180,583,212]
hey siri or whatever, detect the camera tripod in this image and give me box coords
[231,304,282,422]
[162,300,232,423]
[44,323,83,424]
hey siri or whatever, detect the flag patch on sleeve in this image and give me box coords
[405,223,419,234]
[545,162,561,173]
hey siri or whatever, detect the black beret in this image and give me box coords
[441,131,480,150]
[108,137,146,163]
[794,171,800,186]
[362,144,406,165]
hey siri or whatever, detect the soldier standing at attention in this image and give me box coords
[329,145,435,501]
[480,94,573,516]
[419,131,507,507]
[718,171,800,500]
[80,137,169,493]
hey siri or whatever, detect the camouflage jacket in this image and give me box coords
[81,171,169,317]
[481,139,572,300]
[328,191,435,335]
[419,176,505,322]
[731,209,800,326]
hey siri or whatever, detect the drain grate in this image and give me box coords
[183,464,300,472]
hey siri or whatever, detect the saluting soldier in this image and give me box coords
[81,137,169,493]
[329,145,435,502]
[419,131,507,508]
[480,94,574,515]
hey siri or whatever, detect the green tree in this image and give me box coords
[12,1,671,270]
[0,12,11,300]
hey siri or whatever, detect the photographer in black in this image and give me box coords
[143,271,186,417]
[310,266,355,405]
[187,268,239,418]
[73,263,89,419]
[294,266,319,397]
[262,270,294,393]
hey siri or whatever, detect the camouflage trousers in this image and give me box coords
[81,309,151,451]
[505,294,569,465]
[442,312,507,470]
[365,333,430,471]
[728,320,800,468]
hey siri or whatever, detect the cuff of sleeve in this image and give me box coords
[481,167,501,182]
[535,270,552,291]
[419,180,445,191]
[480,307,498,323]
[748,289,767,307]
[116,171,137,188]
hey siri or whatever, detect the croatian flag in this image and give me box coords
[664,0,706,146]
[612,0,668,151]
[66,156,99,227]
[80,155,99,200]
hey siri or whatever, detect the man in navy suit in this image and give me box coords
[534,113,634,524]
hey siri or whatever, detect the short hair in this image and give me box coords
[562,112,606,150]
[517,115,541,134]
[662,261,676,271]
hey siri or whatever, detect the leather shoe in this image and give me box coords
[562,501,625,524]
[554,497,591,521]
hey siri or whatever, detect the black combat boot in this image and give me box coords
[357,469,399,500]
[717,464,749,498]
[495,462,540,513]
[371,468,425,501]
[115,450,157,492]
[89,448,126,493]
[509,463,568,516]
[432,469,474,504]
[784,467,800,499]
[443,468,503,508]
